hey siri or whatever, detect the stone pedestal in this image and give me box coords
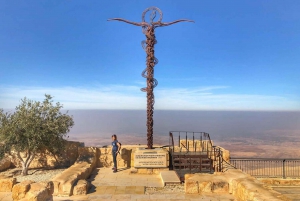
[131,147,169,174]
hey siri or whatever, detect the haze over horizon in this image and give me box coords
[1,1,299,111]
[64,110,300,147]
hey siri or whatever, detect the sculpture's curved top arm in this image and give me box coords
[107,18,149,27]
[154,19,194,27]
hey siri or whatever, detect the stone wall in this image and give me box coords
[5,141,83,169]
[12,180,54,201]
[177,140,213,152]
[259,178,300,186]
[0,178,16,192]
[97,145,169,171]
[185,169,292,201]
[51,147,97,196]
[97,146,133,168]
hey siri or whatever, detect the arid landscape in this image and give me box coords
[66,110,300,159]
[216,129,300,158]
[69,129,300,159]
[216,137,300,158]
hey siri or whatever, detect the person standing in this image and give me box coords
[111,134,121,173]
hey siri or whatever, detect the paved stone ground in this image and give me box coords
[0,167,237,201]
[0,192,12,201]
[53,193,237,201]
[53,167,237,200]
[272,186,300,201]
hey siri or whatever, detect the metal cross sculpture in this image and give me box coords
[108,7,193,149]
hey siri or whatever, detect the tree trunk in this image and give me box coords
[17,151,35,176]
[21,164,29,176]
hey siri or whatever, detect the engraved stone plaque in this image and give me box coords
[134,148,168,168]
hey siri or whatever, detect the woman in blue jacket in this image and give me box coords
[111,134,121,173]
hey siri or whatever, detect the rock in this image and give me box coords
[12,180,35,200]
[199,181,212,193]
[0,158,11,172]
[212,179,229,192]
[99,147,133,168]
[25,182,53,201]
[73,180,89,195]
[222,149,230,163]
[52,147,97,196]
[180,139,213,152]
[0,178,16,192]
[98,147,113,167]
[184,174,198,194]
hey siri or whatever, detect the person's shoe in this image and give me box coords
[113,170,117,173]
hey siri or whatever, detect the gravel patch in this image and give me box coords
[0,168,66,183]
[145,184,184,194]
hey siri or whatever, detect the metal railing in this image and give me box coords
[230,158,300,178]
[169,131,213,153]
[212,146,224,172]
[168,131,224,172]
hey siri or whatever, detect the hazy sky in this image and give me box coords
[1,0,299,111]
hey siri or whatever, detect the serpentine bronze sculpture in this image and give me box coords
[108,7,194,149]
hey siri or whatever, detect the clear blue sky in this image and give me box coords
[1,0,299,110]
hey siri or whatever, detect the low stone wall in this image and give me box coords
[185,169,292,201]
[0,177,16,192]
[5,141,83,169]
[219,146,230,163]
[97,146,133,168]
[12,180,53,201]
[259,178,300,186]
[177,140,213,152]
[51,147,97,196]
[98,145,167,167]
[0,146,96,199]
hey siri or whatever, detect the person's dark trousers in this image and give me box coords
[112,150,117,170]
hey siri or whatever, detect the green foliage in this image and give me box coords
[0,94,74,160]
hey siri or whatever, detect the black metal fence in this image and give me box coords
[168,131,224,173]
[169,131,213,153]
[230,158,300,178]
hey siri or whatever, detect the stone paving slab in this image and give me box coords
[89,185,145,195]
[0,192,12,201]
[88,168,164,188]
[53,193,237,201]
[160,171,181,185]
[272,186,300,201]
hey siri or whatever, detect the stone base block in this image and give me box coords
[73,180,89,195]
[131,168,169,175]
[0,178,16,192]
[28,182,53,201]
[12,180,35,200]
[51,147,97,196]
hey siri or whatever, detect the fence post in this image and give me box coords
[218,148,222,172]
[283,159,286,179]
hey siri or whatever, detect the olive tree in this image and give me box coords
[0,94,74,175]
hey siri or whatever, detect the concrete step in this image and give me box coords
[160,170,181,186]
